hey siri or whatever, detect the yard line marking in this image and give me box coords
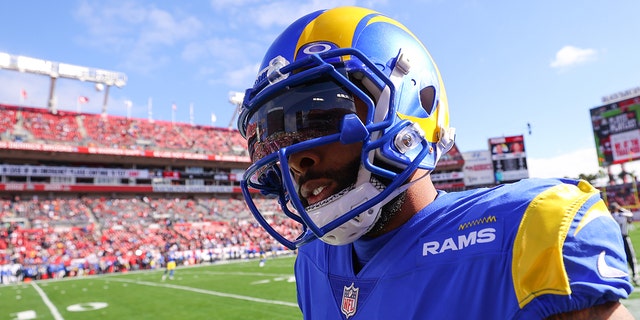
[104,278,298,307]
[31,282,64,320]
[251,279,272,285]
[196,271,295,278]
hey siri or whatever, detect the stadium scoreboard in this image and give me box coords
[591,87,640,167]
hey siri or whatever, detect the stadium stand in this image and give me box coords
[0,104,247,154]
[0,103,297,283]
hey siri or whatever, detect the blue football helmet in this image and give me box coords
[237,6,455,249]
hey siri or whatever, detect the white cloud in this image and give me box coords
[206,63,259,89]
[550,45,597,68]
[183,38,248,62]
[225,63,261,88]
[528,147,600,178]
[140,9,202,46]
[527,147,640,188]
[241,0,357,28]
[209,0,260,11]
[74,1,203,73]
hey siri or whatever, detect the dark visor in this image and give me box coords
[246,79,357,162]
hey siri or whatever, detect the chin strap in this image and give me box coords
[438,126,456,155]
[311,158,430,246]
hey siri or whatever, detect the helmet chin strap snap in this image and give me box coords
[436,100,456,162]
[394,51,412,76]
[438,127,456,154]
[394,122,425,153]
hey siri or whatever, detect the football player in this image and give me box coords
[237,6,634,319]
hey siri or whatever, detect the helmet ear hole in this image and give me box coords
[420,86,436,114]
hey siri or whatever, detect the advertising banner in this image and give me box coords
[488,135,529,183]
[590,95,640,166]
[462,150,495,186]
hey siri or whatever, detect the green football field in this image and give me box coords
[0,255,302,320]
[3,224,640,320]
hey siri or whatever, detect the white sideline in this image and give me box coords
[31,282,64,320]
[104,278,298,307]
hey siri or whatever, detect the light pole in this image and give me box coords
[228,91,244,128]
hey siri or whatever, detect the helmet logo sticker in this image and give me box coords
[297,42,339,61]
[302,43,333,55]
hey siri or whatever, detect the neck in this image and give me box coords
[367,169,437,237]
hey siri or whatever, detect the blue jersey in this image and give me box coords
[295,178,633,319]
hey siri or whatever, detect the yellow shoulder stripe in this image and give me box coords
[512,180,598,308]
[574,199,611,236]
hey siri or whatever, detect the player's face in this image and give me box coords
[289,138,362,207]
[246,78,370,209]
[288,99,367,208]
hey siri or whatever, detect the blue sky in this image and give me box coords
[1,0,639,180]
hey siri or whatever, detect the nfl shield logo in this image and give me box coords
[341,283,359,318]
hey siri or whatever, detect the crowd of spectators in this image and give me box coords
[21,110,83,143]
[0,103,300,284]
[603,182,640,210]
[0,194,299,284]
[0,104,247,156]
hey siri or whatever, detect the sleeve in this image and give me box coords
[512,179,633,318]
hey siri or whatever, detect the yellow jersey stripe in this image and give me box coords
[568,180,613,237]
[512,182,596,308]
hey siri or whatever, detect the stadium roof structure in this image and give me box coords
[0,51,127,115]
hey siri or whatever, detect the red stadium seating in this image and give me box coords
[0,103,299,282]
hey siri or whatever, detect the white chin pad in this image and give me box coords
[307,181,384,245]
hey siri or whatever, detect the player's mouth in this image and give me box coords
[299,180,357,212]
[300,180,336,206]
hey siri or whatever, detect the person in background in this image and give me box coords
[161,251,176,281]
[610,201,640,285]
[237,6,634,319]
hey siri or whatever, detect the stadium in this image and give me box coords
[0,49,309,317]
[0,100,305,319]
[2,2,640,318]
[2,85,640,319]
